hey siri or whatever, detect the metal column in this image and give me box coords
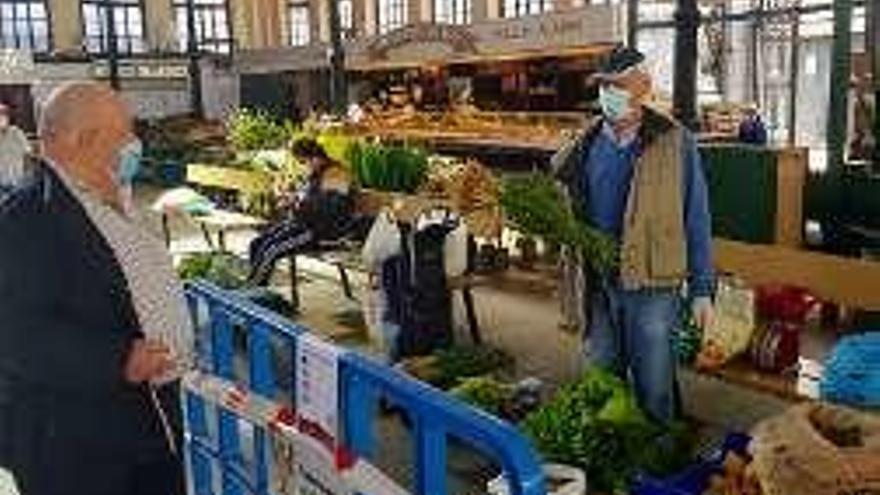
[186,0,204,118]
[787,1,801,146]
[104,0,120,90]
[826,0,853,173]
[328,0,347,116]
[627,0,638,48]
[870,0,878,165]
[673,0,701,129]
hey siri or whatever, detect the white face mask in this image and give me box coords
[598,85,632,122]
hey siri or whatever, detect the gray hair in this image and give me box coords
[38,81,118,139]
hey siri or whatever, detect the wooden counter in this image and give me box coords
[715,238,880,310]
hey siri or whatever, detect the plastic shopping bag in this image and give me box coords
[362,275,400,363]
[0,469,19,495]
[444,222,469,279]
[362,210,402,271]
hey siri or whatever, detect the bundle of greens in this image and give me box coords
[316,132,359,166]
[450,376,515,417]
[347,141,428,193]
[521,368,693,493]
[226,108,292,152]
[177,253,249,290]
[399,345,514,390]
[500,174,618,274]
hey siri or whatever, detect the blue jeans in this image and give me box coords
[586,284,680,422]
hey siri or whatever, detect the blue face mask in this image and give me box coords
[116,139,143,186]
[599,85,632,122]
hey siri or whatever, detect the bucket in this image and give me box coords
[487,464,586,495]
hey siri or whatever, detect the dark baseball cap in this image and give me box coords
[593,45,646,83]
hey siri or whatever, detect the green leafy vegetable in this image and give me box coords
[521,368,692,492]
[347,141,428,193]
[500,174,618,274]
[227,108,290,152]
[450,376,515,417]
[177,253,249,290]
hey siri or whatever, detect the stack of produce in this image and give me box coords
[419,159,503,238]
[521,369,693,493]
[399,345,514,391]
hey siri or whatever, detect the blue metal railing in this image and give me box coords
[182,280,545,495]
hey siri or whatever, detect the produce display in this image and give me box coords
[500,174,618,275]
[399,345,514,391]
[226,108,294,152]
[450,376,515,417]
[353,107,584,149]
[177,253,249,290]
[522,369,693,494]
[347,140,429,193]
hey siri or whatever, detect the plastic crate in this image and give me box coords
[630,433,751,495]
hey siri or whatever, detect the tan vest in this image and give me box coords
[619,126,687,290]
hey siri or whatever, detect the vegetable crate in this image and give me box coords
[631,434,751,495]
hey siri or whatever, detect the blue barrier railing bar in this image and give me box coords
[182,280,546,495]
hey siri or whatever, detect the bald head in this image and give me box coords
[39,82,134,205]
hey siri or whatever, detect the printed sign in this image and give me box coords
[296,334,343,452]
[91,60,189,80]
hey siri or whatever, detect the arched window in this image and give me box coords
[377,0,406,34]
[502,0,551,18]
[173,0,233,54]
[434,0,470,24]
[0,0,50,52]
[82,0,145,54]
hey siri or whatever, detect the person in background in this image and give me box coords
[552,45,715,422]
[737,105,768,145]
[248,137,354,285]
[0,103,31,191]
[0,82,193,495]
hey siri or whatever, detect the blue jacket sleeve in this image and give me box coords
[682,131,715,298]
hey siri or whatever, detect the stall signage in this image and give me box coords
[365,24,478,61]
[350,4,624,67]
[91,60,189,80]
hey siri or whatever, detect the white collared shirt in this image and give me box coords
[55,164,194,383]
[0,126,29,187]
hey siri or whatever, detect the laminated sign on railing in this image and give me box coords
[182,281,546,495]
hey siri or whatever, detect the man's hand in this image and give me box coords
[124,339,172,384]
[692,297,715,331]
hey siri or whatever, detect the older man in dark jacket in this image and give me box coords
[0,82,191,495]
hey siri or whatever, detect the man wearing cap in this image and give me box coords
[0,103,31,191]
[553,46,715,422]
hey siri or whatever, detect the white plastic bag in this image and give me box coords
[362,210,402,271]
[0,469,19,495]
[444,222,469,279]
[363,275,401,363]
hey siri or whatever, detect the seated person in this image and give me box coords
[248,138,353,285]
